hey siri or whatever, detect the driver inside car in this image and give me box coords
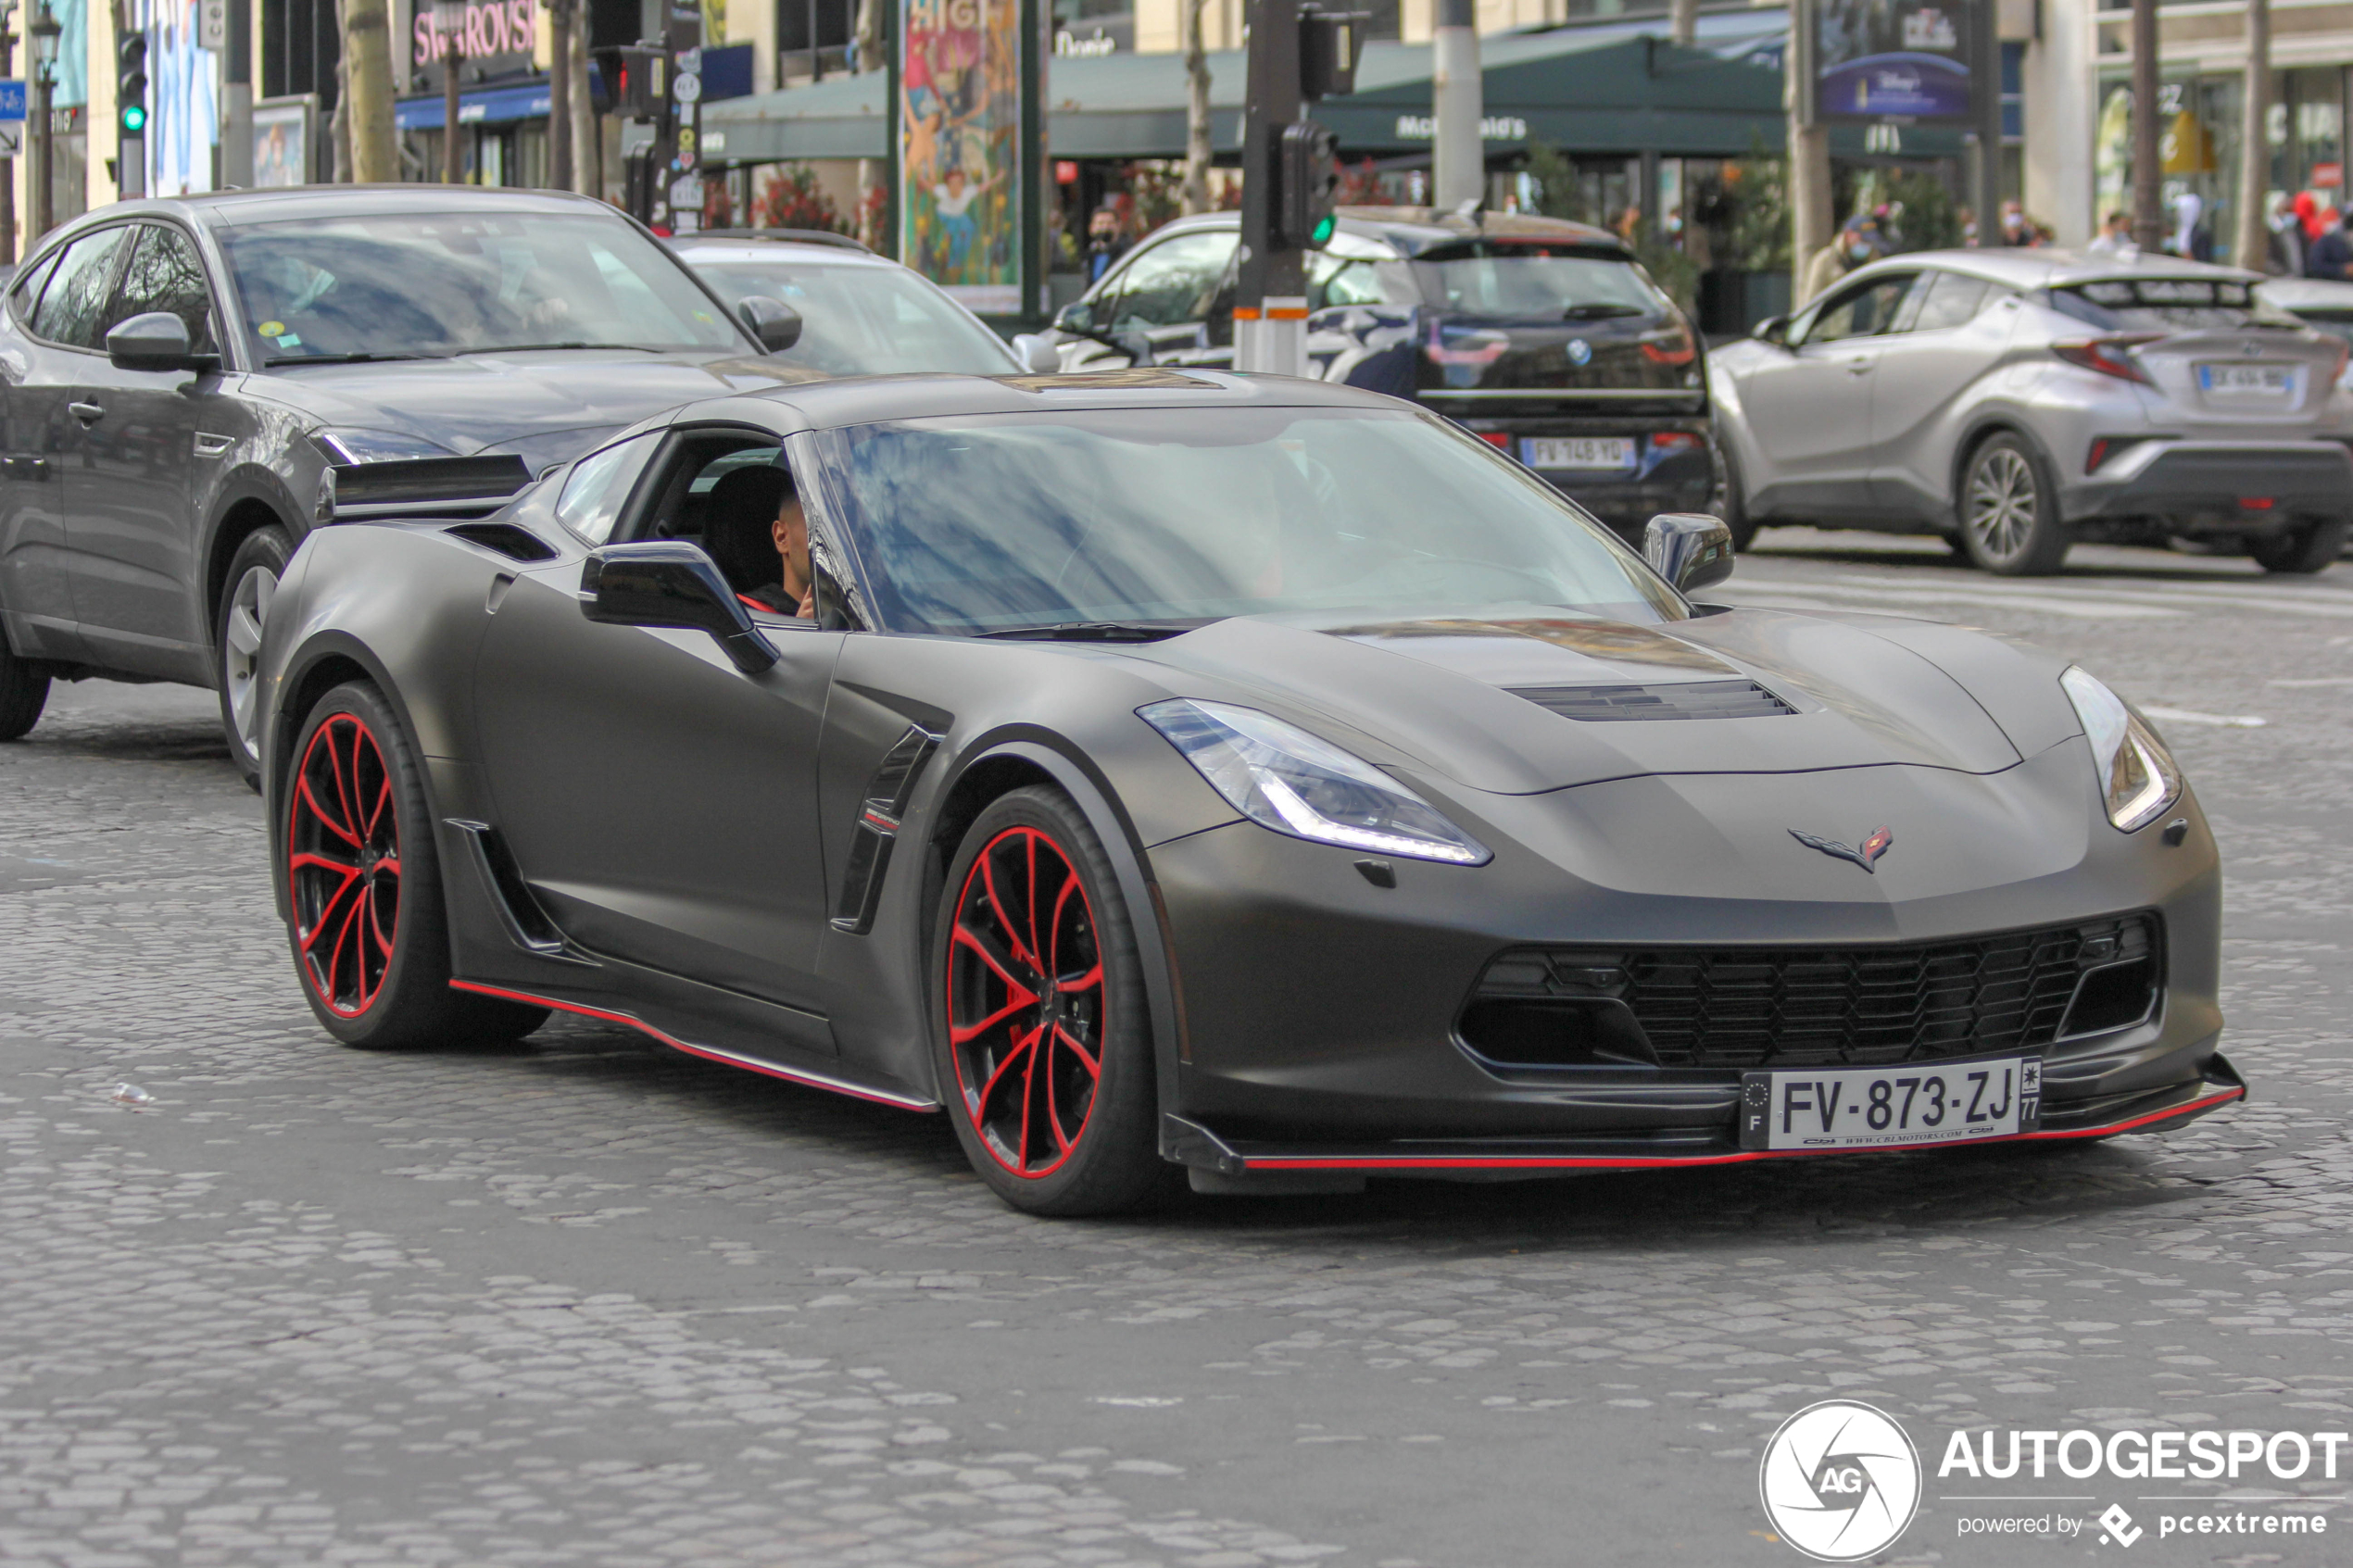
[702,463,817,620]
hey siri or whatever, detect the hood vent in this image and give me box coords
[1509,680,1795,721]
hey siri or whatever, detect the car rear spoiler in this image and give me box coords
[320,454,535,523]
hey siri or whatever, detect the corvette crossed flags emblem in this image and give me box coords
[1790,825,1894,873]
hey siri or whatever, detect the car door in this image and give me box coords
[470,424,842,1037]
[1733,270,1919,517]
[1074,228,1238,369]
[0,229,135,662]
[65,221,245,682]
[1867,272,2021,519]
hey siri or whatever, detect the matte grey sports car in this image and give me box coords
[255,370,2243,1216]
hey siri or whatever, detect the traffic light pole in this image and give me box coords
[1234,0,1307,377]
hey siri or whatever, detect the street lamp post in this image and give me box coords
[0,1,19,265]
[436,0,467,183]
[28,0,57,242]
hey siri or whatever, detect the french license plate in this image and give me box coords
[1523,436,1637,470]
[1739,1056,2042,1151]
[2198,363,2296,397]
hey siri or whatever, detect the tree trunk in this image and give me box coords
[569,23,598,195]
[2131,0,2163,253]
[342,0,398,183]
[2236,0,2271,270]
[1181,0,1211,214]
[331,58,352,183]
[548,0,573,191]
[855,0,887,247]
[1668,0,1696,47]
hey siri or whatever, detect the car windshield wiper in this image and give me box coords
[1561,303,1646,320]
[978,621,1201,643]
[454,342,667,355]
[261,351,441,366]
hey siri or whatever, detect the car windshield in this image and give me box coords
[1411,242,1670,320]
[219,211,746,363]
[2050,278,2304,332]
[686,255,1017,375]
[816,405,1685,634]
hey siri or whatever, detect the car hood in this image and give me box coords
[243,349,825,464]
[1120,608,2050,795]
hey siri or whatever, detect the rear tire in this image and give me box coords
[0,641,50,741]
[2248,517,2349,574]
[1714,440,1758,552]
[933,785,1164,1216]
[1957,433,2070,576]
[284,681,547,1048]
[218,525,292,790]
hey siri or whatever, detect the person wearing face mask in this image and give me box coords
[1801,215,1881,306]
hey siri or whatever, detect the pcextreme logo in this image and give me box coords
[1758,1399,1923,1562]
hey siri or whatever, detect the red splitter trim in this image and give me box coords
[1239,1085,2246,1172]
[448,980,940,1112]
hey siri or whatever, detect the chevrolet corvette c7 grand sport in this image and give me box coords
[256,370,2242,1215]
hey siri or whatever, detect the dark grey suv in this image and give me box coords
[0,186,813,775]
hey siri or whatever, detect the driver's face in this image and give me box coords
[771,495,808,576]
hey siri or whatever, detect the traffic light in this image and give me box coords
[1276,120,1340,249]
[591,44,667,119]
[119,31,148,136]
[1298,7,1366,101]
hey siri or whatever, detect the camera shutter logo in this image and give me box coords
[1758,1399,1921,1561]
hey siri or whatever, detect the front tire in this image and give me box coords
[2248,517,2349,574]
[218,525,292,788]
[933,785,1164,1216]
[1958,433,2070,575]
[0,640,50,741]
[1714,440,1758,552]
[284,682,547,1048]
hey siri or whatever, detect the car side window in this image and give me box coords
[553,431,664,545]
[7,253,58,326]
[1906,271,1993,333]
[106,224,220,353]
[1311,253,1399,309]
[31,226,136,350]
[1803,273,1917,345]
[1102,232,1237,328]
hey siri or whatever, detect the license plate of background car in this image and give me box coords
[1523,436,1637,470]
[2198,363,2296,398]
[1738,1056,2042,1152]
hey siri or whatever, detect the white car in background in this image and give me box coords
[1712,250,2353,574]
[668,230,1055,376]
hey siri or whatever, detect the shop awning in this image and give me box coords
[700,18,1968,166]
[397,77,557,132]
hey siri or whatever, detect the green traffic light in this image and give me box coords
[121,105,146,132]
[1310,213,1337,246]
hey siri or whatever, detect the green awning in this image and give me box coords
[699,29,1965,165]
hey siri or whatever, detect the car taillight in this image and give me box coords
[2053,336,2160,383]
[1649,432,1704,452]
[1477,431,1512,448]
[1640,329,1696,366]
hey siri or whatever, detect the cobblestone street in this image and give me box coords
[4,536,2350,1567]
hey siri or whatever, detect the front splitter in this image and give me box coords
[1164,1057,2246,1176]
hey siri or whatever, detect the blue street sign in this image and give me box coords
[0,81,24,122]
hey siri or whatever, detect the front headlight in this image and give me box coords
[2060,667,2182,832]
[1139,698,1491,866]
[315,428,459,464]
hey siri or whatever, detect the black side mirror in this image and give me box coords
[579,541,778,673]
[735,295,803,353]
[1052,300,1095,334]
[1753,314,1789,347]
[107,311,220,373]
[1642,513,1736,596]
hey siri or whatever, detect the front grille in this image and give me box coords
[1461,914,2162,1071]
[1508,680,1795,721]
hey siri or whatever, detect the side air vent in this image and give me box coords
[1508,680,1795,721]
[445,522,560,562]
[832,724,944,935]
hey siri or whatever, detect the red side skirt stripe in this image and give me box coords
[448,979,940,1112]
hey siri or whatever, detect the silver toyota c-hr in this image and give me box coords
[1710,249,2353,574]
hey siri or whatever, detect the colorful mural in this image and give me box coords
[898,0,1021,314]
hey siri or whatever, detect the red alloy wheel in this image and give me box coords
[945,825,1107,1178]
[287,712,401,1018]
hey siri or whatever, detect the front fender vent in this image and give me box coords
[1508,679,1794,721]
